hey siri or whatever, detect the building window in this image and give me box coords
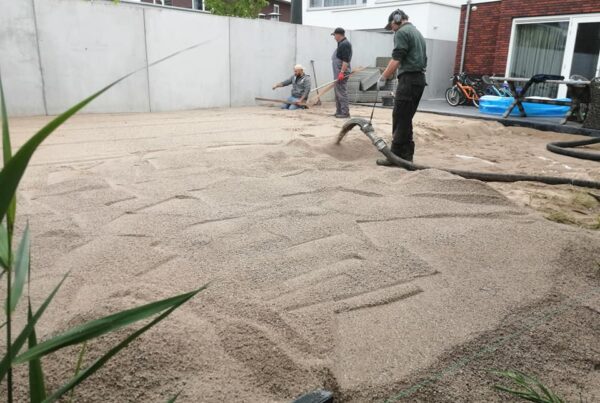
[509,21,568,97]
[507,15,600,98]
[270,3,280,21]
[309,0,363,8]
[193,0,204,10]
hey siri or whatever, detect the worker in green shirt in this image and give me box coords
[377,9,427,165]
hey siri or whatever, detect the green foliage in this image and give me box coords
[67,342,86,403]
[0,223,8,270]
[1,51,205,401]
[167,391,182,402]
[492,370,565,403]
[205,0,269,18]
[27,302,46,403]
[8,224,29,313]
[15,289,204,365]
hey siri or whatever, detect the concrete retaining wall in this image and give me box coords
[424,39,457,100]
[144,8,230,110]
[35,0,150,114]
[0,0,452,116]
[230,18,297,107]
[0,0,46,116]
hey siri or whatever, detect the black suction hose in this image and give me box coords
[337,118,600,189]
[546,137,600,161]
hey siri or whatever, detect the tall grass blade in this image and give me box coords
[28,301,47,403]
[0,39,212,222]
[492,370,564,403]
[67,342,87,403]
[8,223,30,312]
[0,272,69,383]
[16,285,206,364]
[0,69,11,166]
[42,294,200,403]
[0,222,8,270]
[166,391,182,403]
[0,71,16,234]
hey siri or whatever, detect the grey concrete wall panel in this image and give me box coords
[0,0,46,116]
[144,8,230,111]
[34,0,150,114]
[295,25,337,101]
[230,19,296,106]
[423,39,456,99]
[346,30,393,70]
[0,0,455,115]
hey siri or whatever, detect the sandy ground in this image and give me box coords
[4,103,600,402]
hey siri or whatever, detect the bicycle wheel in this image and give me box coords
[485,86,498,96]
[472,96,480,108]
[445,86,463,106]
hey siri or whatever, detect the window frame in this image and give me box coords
[308,0,364,10]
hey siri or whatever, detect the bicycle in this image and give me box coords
[445,72,484,107]
[481,75,512,97]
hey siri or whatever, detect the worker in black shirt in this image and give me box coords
[331,27,352,118]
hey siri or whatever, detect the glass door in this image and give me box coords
[568,21,600,79]
[557,15,600,98]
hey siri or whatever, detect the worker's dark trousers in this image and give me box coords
[334,79,350,116]
[392,72,426,161]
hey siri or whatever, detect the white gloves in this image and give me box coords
[377,75,388,90]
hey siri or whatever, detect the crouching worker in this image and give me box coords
[272,64,311,110]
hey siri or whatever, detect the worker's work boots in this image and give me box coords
[376,143,414,166]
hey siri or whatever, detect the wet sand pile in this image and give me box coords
[6,105,600,402]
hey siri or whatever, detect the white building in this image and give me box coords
[303,0,468,98]
[302,0,466,42]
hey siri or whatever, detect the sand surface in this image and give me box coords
[4,104,600,402]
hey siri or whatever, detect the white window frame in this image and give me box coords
[562,14,600,80]
[270,3,280,21]
[308,0,364,11]
[506,13,600,97]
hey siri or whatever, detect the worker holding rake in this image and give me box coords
[272,64,312,110]
[331,27,352,118]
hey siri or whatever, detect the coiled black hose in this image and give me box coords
[546,137,600,161]
[337,118,600,189]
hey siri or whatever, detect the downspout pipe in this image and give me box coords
[459,0,472,74]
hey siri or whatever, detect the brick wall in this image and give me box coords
[454,1,502,75]
[454,0,600,75]
[260,0,291,23]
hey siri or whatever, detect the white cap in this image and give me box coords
[294,64,304,71]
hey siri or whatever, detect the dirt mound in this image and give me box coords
[285,136,375,162]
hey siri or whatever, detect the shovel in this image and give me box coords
[310,60,322,106]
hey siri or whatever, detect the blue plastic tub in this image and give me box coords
[479,95,571,117]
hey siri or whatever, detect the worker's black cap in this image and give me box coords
[385,9,408,30]
[330,27,345,35]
